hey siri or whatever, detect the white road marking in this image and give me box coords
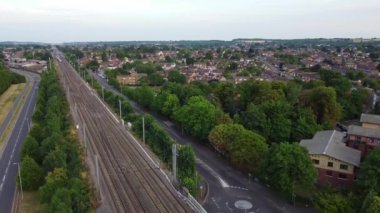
[0,83,36,194]
[196,158,230,188]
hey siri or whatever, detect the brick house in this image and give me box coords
[116,70,146,86]
[300,130,361,189]
[346,114,380,157]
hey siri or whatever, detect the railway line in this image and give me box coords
[52,50,193,213]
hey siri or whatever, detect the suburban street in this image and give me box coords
[0,70,40,213]
[91,72,313,213]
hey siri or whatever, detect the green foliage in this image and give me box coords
[229,128,268,172]
[147,73,165,86]
[168,70,186,84]
[240,100,292,143]
[21,63,92,211]
[39,168,68,204]
[313,190,355,213]
[0,64,26,95]
[132,115,174,164]
[260,143,316,196]
[301,86,342,127]
[47,188,73,213]
[357,149,380,194]
[173,96,221,140]
[177,145,196,180]
[86,60,99,71]
[208,124,268,172]
[19,156,44,190]
[367,196,380,213]
[21,136,39,161]
[291,108,321,141]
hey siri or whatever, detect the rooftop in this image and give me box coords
[348,125,380,139]
[300,130,361,167]
[360,113,380,125]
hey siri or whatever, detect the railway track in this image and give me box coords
[53,51,193,213]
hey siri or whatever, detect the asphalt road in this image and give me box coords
[90,72,313,213]
[0,70,40,213]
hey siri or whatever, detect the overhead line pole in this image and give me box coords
[142,116,145,144]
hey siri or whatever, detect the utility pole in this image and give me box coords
[102,86,104,101]
[119,100,122,120]
[172,144,177,180]
[26,118,30,131]
[142,116,145,144]
[95,155,100,187]
[83,122,87,148]
[14,163,23,200]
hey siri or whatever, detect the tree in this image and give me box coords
[213,82,236,115]
[357,149,380,194]
[313,191,355,213]
[39,168,68,203]
[147,73,165,86]
[47,188,73,213]
[260,143,316,196]
[241,101,292,143]
[19,156,44,190]
[68,178,91,212]
[301,86,342,127]
[135,85,155,108]
[162,94,180,117]
[21,136,39,161]
[178,145,196,180]
[101,51,108,62]
[86,60,99,71]
[173,96,221,140]
[229,129,268,172]
[285,81,302,105]
[168,70,186,84]
[367,196,380,213]
[208,124,246,155]
[291,108,321,141]
[43,146,67,172]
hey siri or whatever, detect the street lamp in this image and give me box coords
[13,162,23,200]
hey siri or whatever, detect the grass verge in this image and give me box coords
[0,82,32,150]
[17,191,46,213]
[0,83,26,125]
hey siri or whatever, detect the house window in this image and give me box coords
[328,162,333,167]
[340,164,348,170]
[338,173,347,180]
[313,159,319,165]
[326,171,333,177]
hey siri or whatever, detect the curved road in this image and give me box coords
[91,72,313,213]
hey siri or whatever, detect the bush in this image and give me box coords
[19,156,44,190]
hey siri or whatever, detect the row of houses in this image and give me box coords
[301,113,380,189]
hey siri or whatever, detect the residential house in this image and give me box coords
[117,70,146,86]
[300,130,361,189]
[346,114,380,157]
[361,113,380,129]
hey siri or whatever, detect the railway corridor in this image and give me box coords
[53,51,193,213]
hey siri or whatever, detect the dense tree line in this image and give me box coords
[0,63,26,95]
[20,64,93,212]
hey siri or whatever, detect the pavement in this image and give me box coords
[90,71,313,213]
[0,70,40,213]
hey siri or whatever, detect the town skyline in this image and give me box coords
[1,0,379,43]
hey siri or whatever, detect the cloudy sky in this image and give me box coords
[0,0,379,43]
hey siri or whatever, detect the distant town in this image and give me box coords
[1,38,380,212]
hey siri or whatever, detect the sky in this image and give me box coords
[0,0,379,43]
